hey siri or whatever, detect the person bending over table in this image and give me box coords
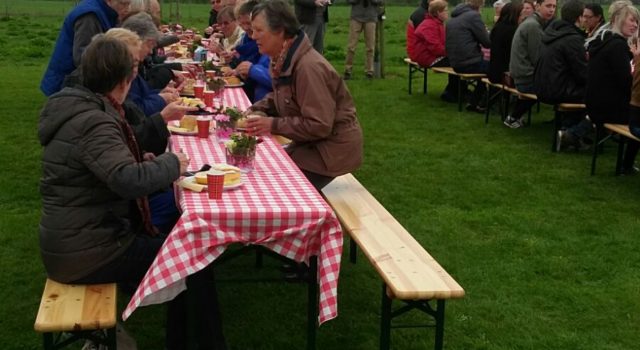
[38,36,226,350]
[245,0,363,190]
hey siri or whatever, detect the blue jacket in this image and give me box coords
[40,0,118,96]
[127,75,166,116]
[249,55,272,102]
[230,34,260,68]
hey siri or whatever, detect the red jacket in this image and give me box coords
[412,14,446,67]
[406,20,417,59]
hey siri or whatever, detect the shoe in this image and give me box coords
[621,166,640,175]
[365,72,374,80]
[556,130,565,152]
[343,71,352,80]
[504,115,524,129]
[557,129,581,151]
[465,104,485,113]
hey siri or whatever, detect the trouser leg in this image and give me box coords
[344,19,362,73]
[363,21,376,74]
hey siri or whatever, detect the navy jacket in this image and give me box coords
[127,75,166,117]
[40,0,118,96]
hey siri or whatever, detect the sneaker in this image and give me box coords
[365,72,374,80]
[556,130,565,152]
[343,71,352,80]
[503,115,524,129]
[465,104,485,113]
[557,129,581,151]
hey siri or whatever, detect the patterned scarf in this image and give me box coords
[105,94,159,236]
[270,37,294,80]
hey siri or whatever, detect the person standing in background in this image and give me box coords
[343,0,382,80]
[40,0,131,96]
[295,0,330,53]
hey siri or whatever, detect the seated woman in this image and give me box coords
[123,12,180,116]
[209,5,245,61]
[587,3,640,174]
[225,0,272,102]
[488,2,522,84]
[245,0,363,190]
[38,35,226,349]
[413,0,459,102]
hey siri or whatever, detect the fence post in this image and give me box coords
[374,5,385,79]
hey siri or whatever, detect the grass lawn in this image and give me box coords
[1,1,639,349]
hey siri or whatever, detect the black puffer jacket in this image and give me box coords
[534,19,587,104]
[586,30,632,124]
[38,86,180,283]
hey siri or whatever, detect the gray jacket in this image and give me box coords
[509,13,548,86]
[349,0,382,23]
[445,4,490,69]
[38,86,180,283]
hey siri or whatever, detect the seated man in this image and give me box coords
[534,0,591,150]
[445,0,491,112]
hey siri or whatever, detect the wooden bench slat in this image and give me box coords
[604,123,640,142]
[430,66,485,79]
[34,279,117,333]
[556,103,586,111]
[323,175,465,300]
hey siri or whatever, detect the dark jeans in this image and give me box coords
[301,169,335,191]
[73,235,227,350]
[562,111,593,139]
[431,57,460,98]
[454,60,488,107]
[511,81,537,119]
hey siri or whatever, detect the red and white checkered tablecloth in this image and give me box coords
[123,88,343,325]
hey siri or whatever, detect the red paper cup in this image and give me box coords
[203,91,215,108]
[207,171,225,199]
[193,84,205,99]
[196,116,211,138]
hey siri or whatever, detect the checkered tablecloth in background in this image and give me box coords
[123,88,343,325]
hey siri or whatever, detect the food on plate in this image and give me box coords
[194,164,242,186]
[181,97,205,108]
[179,115,197,131]
[223,76,242,85]
[235,117,247,129]
[220,66,232,74]
[181,78,195,95]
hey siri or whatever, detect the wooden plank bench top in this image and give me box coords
[481,77,504,89]
[322,174,464,300]
[430,66,485,79]
[403,58,422,67]
[34,279,117,333]
[557,103,586,111]
[503,86,537,100]
[604,123,640,142]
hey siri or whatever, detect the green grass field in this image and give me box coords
[1,1,639,349]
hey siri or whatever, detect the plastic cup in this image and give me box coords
[206,70,216,79]
[203,91,215,108]
[193,84,205,99]
[196,116,211,138]
[207,170,225,199]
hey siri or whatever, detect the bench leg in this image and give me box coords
[423,68,427,95]
[457,79,464,112]
[379,283,392,350]
[615,138,626,175]
[408,65,413,95]
[484,84,491,124]
[349,236,357,264]
[43,333,54,350]
[434,300,446,350]
[106,327,117,350]
[591,125,602,175]
[307,256,318,350]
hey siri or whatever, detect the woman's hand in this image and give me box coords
[161,101,198,122]
[245,115,273,136]
[159,91,180,104]
[235,61,252,79]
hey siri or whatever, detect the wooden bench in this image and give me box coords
[552,103,587,152]
[591,123,640,175]
[34,279,117,350]
[431,66,486,112]
[322,174,464,350]
[404,58,427,95]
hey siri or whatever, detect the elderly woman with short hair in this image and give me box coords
[245,0,363,190]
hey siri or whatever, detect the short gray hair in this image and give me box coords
[121,12,159,41]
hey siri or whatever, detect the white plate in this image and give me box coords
[184,176,244,190]
[167,122,212,136]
